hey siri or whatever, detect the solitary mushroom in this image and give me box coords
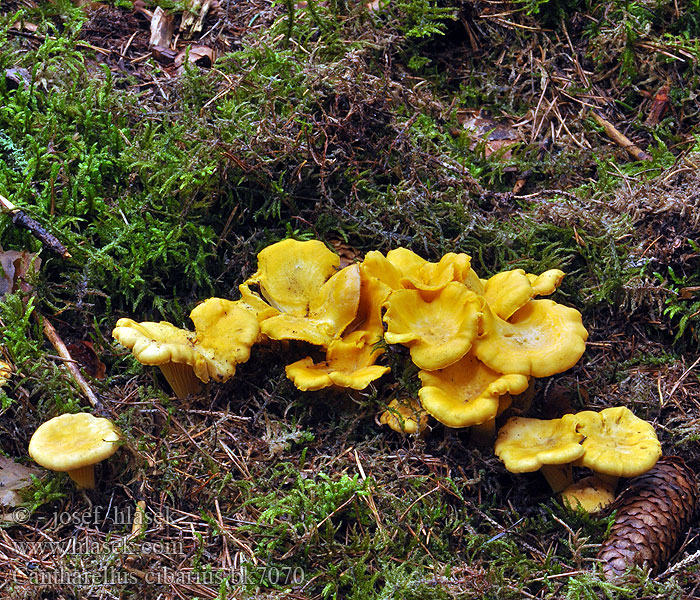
[28,413,122,489]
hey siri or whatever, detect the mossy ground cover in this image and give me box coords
[1,0,700,598]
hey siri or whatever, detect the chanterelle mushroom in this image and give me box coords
[574,406,662,480]
[112,318,202,398]
[474,299,588,378]
[560,475,617,514]
[494,414,585,493]
[382,282,484,370]
[417,351,529,429]
[28,413,121,489]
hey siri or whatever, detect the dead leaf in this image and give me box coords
[645,84,671,126]
[0,248,41,299]
[174,45,215,69]
[66,340,107,379]
[0,455,40,512]
[457,109,521,159]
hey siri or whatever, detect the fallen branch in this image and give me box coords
[0,194,71,259]
[40,315,102,410]
[590,111,651,161]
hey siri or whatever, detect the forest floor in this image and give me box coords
[1,0,700,598]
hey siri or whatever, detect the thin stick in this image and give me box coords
[40,315,101,409]
[590,111,651,161]
[0,194,71,259]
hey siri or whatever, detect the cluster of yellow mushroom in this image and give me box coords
[112,239,589,437]
[494,406,662,512]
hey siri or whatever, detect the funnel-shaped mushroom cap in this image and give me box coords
[29,413,121,485]
[474,300,588,378]
[236,282,280,324]
[383,282,484,370]
[112,318,203,397]
[574,406,662,478]
[250,239,340,314]
[483,269,565,320]
[189,297,260,382]
[385,248,484,298]
[112,318,197,366]
[418,353,529,428]
[261,263,361,346]
[360,250,403,291]
[347,264,393,339]
[494,414,584,473]
[285,330,389,391]
[379,397,429,434]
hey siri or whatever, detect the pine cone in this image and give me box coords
[597,456,698,580]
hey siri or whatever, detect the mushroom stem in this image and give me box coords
[158,363,202,398]
[67,465,96,489]
[540,464,574,493]
[470,418,496,447]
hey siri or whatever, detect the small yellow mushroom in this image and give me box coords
[561,475,617,514]
[379,397,429,434]
[112,319,203,398]
[29,413,121,489]
[285,330,390,391]
[482,268,565,320]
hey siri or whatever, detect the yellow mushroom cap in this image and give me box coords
[285,330,389,391]
[483,268,565,321]
[574,406,662,478]
[383,282,484,370]
[236,281,280,324]
[249,239,340,314]
[112,318,197,367]
[189,297,260,382]
[385,248,484,298]
[494,414,584,473]
[346,264,393,339]
[261,263,362,346]
[528,269,566,296]
[379,398,429,434]
[474,300,588,378]
[418,352,529,428]
[360,250,403,291]
[28,413,121,473]
[561,475,617,513]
